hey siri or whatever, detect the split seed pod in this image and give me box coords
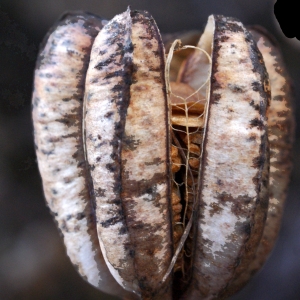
[32,8,294,300]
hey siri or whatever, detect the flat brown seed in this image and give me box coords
[171,114,204,127]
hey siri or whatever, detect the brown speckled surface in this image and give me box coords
[1,1,300,299]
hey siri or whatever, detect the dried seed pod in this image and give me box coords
[32,8,293,300]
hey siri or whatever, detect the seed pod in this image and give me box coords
[32,8,293,300]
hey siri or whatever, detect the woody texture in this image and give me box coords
[32,8,294,300]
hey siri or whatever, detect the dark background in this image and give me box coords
[274,0,300,40]
[0,0,299,299]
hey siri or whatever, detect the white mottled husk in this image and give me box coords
[84,9,172,298]
[84,10,136,292]
[32,15,133,299]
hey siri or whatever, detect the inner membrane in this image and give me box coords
[166,16,214,292]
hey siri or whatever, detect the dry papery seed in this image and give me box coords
[32,8,293,300]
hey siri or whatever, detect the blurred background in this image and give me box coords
[0,0,299,299]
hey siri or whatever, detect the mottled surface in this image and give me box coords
[227,27,294,294]
[2,1,299,299]
[183,15,270,299]
[84,9,172,299]
[84,10,137,293]
[121,10,172,300]
[32,12,133,299]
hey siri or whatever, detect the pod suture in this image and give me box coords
[32,8,294,300]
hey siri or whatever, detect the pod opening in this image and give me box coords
[165,16,214,295]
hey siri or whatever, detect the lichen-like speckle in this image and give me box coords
[32,12,135,299]
[183,15,270,300]
[225,26,294,295]
[84,9,172,298]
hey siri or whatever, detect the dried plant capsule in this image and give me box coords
[32,8,293,300]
